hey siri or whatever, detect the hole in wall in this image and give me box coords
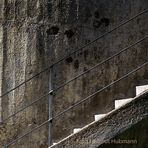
[101,18,110,26]
[46,26,59,35]
[94,11,100,18]
[66,56,73,63]
[32,118,37,124]
[74,60,79,69]
[64,29,75,38]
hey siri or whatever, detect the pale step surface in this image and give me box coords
[115,98,133,109]
[94,114,106,121]
[136,85,148,96]
[73,128,81,134]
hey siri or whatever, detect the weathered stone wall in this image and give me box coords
[98,117,148,148]
[0,0,54,147]
[51,0,148,143]
[0,0,147,147]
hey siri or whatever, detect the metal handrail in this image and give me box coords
[2,35,147,123]
[1,8,148,98]
[4,61,148,147]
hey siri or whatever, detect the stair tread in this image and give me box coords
[94,114,106,121]
[115,98,133,109]
[136,85,148,96]
[73,128,82,134]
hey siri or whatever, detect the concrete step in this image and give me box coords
[73,128,81,134]
[94,114,106,121]
[115,98,133,109]
[136,85,148,96]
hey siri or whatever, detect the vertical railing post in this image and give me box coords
[48,66,53,146]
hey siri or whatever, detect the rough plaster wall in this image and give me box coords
[0,0,54,147]
[0,0,147,147]
[51,0,148,143]
[98,117,148,148]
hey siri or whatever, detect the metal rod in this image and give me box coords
[48,67,53,146]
